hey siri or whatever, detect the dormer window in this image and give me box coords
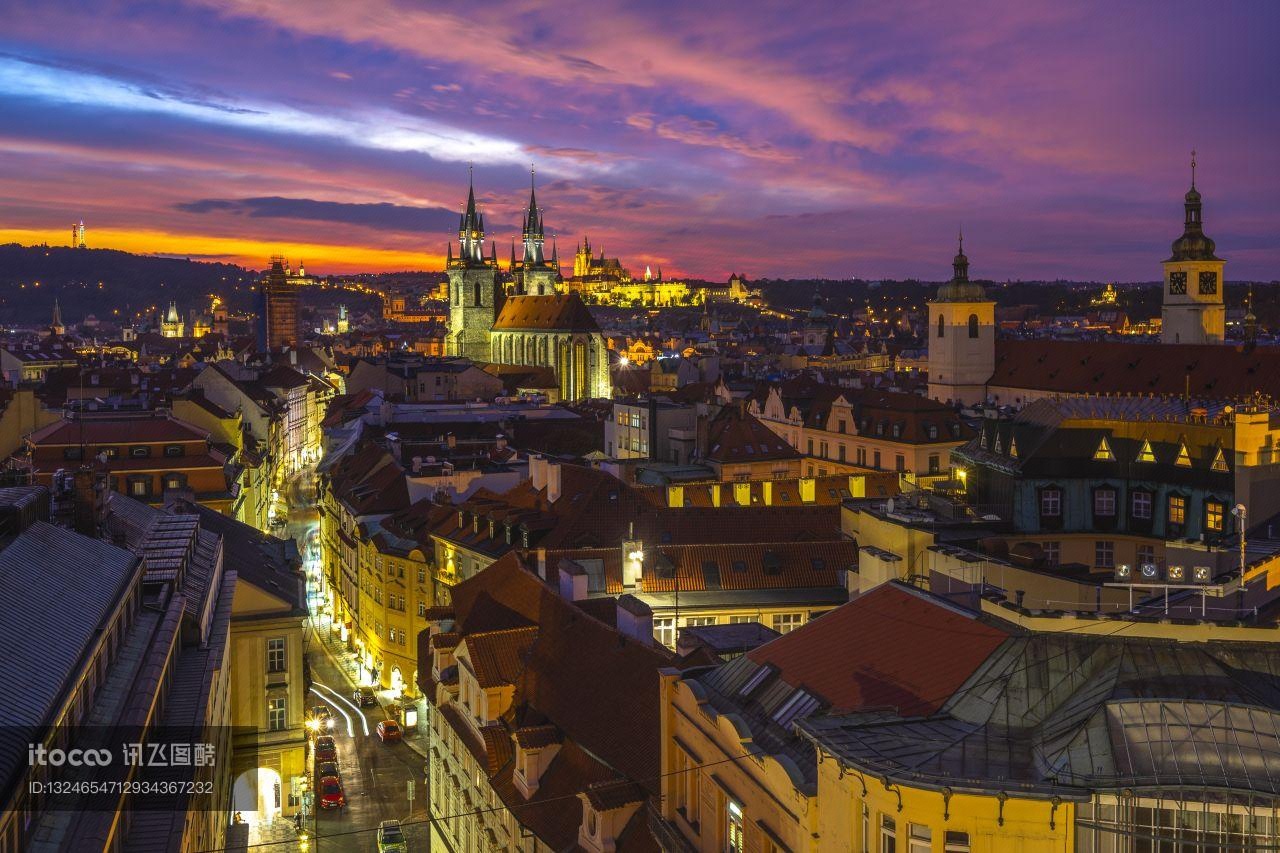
[1175,442,1192,467]
[1009,436,1018,458]
[1137,440,1156,463]
[993,434,1002,454]
[1093,436,1115,461]
[1211,447,1229,473]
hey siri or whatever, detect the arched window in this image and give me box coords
[473,278,483,306]
[968,313,979,338]
[937,315,945,338]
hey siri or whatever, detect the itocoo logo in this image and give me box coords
[28,744,113,767]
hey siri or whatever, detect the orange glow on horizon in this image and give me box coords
[0,227,444,274]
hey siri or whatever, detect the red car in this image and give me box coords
[318,775,345,809]
[376,720,402,742]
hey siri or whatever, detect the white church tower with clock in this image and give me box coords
[1162,153,1225,345]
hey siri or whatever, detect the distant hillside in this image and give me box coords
[0,244,257,325]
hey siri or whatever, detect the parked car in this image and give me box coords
[377,819,407,852]
[316,760,339,780]
[318,776,345,810]
[376,720,402,743]
[314,736,337,763]
[353,686,377,707]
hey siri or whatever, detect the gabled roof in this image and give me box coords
[703,406,800,464]
[492,293,600,332]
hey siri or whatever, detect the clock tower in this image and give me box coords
[1161,153,1225,345]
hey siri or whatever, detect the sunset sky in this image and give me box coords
[0,1,1276,279]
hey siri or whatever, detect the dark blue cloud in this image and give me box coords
[175,196,516,233]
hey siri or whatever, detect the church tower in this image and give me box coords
[445,168,500,361]
[517,169,558,296]
[49,299,65,337]
[1161,153,1225,345]
[927,232,995,406]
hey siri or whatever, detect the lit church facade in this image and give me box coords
[444,173,610,401]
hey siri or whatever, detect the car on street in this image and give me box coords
[309,705,336,732]
[318,776,345,810]
[314,736,337,763]
[353,686,377,707]
[377,819,407,852]
[376,720,402,742]
[316,760,339,780]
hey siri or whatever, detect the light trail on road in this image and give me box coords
[312,679,371,737]
[310,682,357,737]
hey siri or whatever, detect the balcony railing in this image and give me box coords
[646,799,699,853]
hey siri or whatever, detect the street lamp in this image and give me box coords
[1232,503,1248,608]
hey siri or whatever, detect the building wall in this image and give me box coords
[927,299,996,406]
[228,603,307,819]
[814,757,1072,852]
[1161,256,1225,345]
[657,671,817,853]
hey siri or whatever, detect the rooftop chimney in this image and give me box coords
[72,466,108,539]
[546,461,563,504]
[530,455,547,491]
[558,558,588,601]
[615,594,654,645]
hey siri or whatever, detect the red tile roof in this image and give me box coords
[991,339,1280,400]
[27,414,208,446]
[462,626,538,688]
[704,406,800,464]
[747,583,1010,716]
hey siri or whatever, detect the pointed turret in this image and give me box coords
[1169,150,1219,262]
[457,165,487,265]
[521,167,545,267]
[935,229,986,302]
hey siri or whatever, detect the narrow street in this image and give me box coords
[273,467,432,852]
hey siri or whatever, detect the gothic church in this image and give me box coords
[444,172,610,401]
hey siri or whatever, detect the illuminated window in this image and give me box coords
[1137,440,1156,463]
[1009,436,1018,458]
[1206,501,1225,532]
[1093,436,1115,461]
[654,618,675,648]
[1168,494,1187,526]
[1211,447,1229,472]
[725,800,744,853]
[771,613,804,633]
[1175,442,1192,467]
